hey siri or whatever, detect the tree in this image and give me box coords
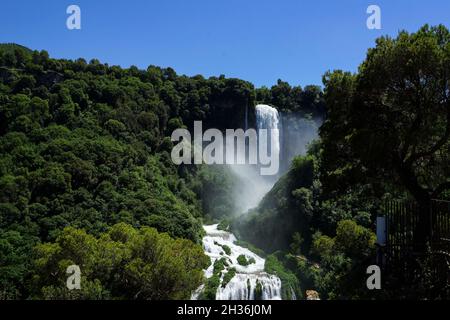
[320,70,360,194]
[335,220,376,258]
[290,232,304,255]
[0,230,36,299]
[323,25,450,246]
[31,224,209,300]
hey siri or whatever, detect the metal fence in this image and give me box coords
[384,200,419,273]
[383,199,450,293]
[430,200,450,250]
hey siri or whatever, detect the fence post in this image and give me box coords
[376,215,387,268]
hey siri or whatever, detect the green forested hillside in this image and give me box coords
[0,44,32,56]
[0,44,323,299]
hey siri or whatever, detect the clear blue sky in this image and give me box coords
[1,0,449,87]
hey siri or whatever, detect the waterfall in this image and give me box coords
[217,274,281,300]
[227,104,282,213]
[193,224,282,300]
[255,104,282,168]
[192,104,318,301]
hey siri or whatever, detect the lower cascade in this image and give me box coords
[192,224,282,300]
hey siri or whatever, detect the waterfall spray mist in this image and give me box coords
[228,104,282,213]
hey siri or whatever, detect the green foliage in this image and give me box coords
[213,257,228,274]
[0,43,33,56]
[217,219,230,231]
[0,42,329,299]
[0,230,36,299]
[221,244,231,256]
[321,25,450,210]
[233,153,318,253]
[264,253,302,300]
[201,274,221,300]
[256,80,325,119]
[254,280,263,300]
[311,233,334,259]
[200,257,233,300]
[335,220,376,258]
[221,268,236,288]
[290,232,304,255]
[31,223,209,300]
[306,220,376,299]
[233,137,380,299]
[236,254,255,266]
[192,165,238,220]
[214,241,232,255]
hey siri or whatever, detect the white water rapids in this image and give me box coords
[192,224,282,300]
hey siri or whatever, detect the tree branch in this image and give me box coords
[401,111,423,161]
[405,102,450,165]
[394,153,430,204]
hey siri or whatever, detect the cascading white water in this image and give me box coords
[255,104,282,165]
[192,224,282,300]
